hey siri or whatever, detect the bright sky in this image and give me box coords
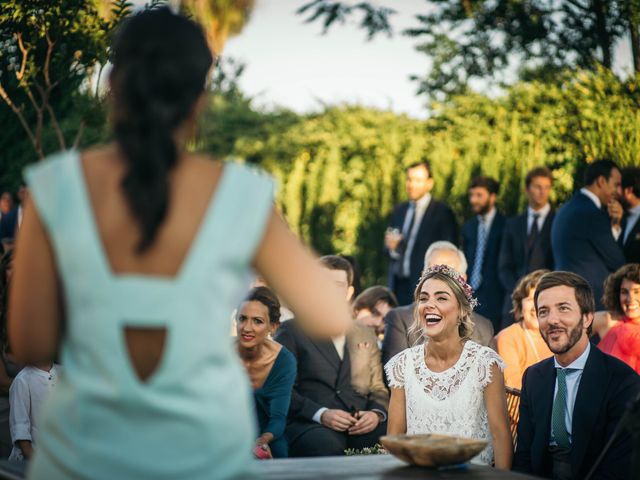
[223,0,634,120]
[224,1,429,118]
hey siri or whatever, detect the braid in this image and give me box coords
[110,8,213,252]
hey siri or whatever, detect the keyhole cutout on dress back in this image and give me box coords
[123,327,167,382]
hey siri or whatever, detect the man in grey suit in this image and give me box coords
[381,241,496,366]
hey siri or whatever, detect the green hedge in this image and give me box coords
[222,69,640,286]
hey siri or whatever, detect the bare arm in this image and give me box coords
[8,196,62,365]
[483,363,513,470]
[386,387,407,435]
[494,330,524,390]
[16,440,33,459]
[253,210,350,339]
[592,310,620,339]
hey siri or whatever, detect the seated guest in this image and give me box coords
[9,361,59,461]
[385,265,512,468]
[275,255,389,457]
[382,241,495,366]
[598,264,640,374]
[513,271,640,479]
[495,270,553,389]
[352,286,398,340]
[237,287,296,458]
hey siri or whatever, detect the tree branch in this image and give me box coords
[46,101,67,150]
[14,33,29,81]
[72,120,85,149]
[0,83,44,159]
[43,32,55,88]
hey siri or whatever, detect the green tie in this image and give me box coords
[552,368,572,449]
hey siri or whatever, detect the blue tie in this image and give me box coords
[470,218,487,290]
[552,368,573,449]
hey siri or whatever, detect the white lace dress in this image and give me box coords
[385,341,505,465]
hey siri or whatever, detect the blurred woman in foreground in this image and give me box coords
[8,8,349,479]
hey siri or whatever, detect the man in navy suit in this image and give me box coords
[385,161,458,305]
[551,160,625,310]
[499,167,555,328]
[462,176,505,331]
[513,271,639,479]
[619,167,640,263]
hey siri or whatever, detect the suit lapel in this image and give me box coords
[541,211,554,236]
[571,348,605,473]
[532,358,556,473]
[338,345,351,388]
[467,217,479,266]
[311,339,341,371]
[537,359,555,443]
[517,213,528,259]
[624,214,640,247]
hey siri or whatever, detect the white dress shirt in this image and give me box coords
[527,203,551,235]
[479,206,497,232]
[401,193,432,276]
[550,343,590,445]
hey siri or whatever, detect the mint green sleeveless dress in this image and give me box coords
[24,151,273,479]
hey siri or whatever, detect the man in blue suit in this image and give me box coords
[462,176,505,331]
[551,160,625,310]
[385,161,458,305]
[514,271,639,479]
[499,166,555,328]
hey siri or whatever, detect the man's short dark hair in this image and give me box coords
[622,167,640,198]
[319,255,354,287]
[584,159,619,187]
[534,271,594,334]
[405,161,431,177]
[469,175,500,195]
[525,166,553,188]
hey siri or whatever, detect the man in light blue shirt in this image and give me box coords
[513,271,639,480]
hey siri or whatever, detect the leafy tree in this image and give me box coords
[298,1,640,98]
[296,0,395,39]
[180,0,256,56]
[215,69,640,285]
[0,0,118,159]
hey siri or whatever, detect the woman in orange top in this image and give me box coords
[598,264,640,374]
[495,270,553,390]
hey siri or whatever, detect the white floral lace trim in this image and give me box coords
[387,341,506,465]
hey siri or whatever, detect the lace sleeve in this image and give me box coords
[476,346,506,389]
[384,350,408,389]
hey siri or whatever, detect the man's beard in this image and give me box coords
[541,317,584,355]
[472,202,492,216]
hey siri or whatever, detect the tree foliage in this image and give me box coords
[180,0,256,56]
[298,1,640,99]
[208,69,640,286]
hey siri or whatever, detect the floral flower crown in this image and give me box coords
[419,264,479,309]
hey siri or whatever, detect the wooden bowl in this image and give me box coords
[379,433,487,467]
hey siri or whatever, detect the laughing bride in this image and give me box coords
[384,265,513,469]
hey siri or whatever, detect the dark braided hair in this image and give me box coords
[110,8,213,252]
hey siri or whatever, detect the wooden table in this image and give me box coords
[0,455,544,479]
[260,455,543,479]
